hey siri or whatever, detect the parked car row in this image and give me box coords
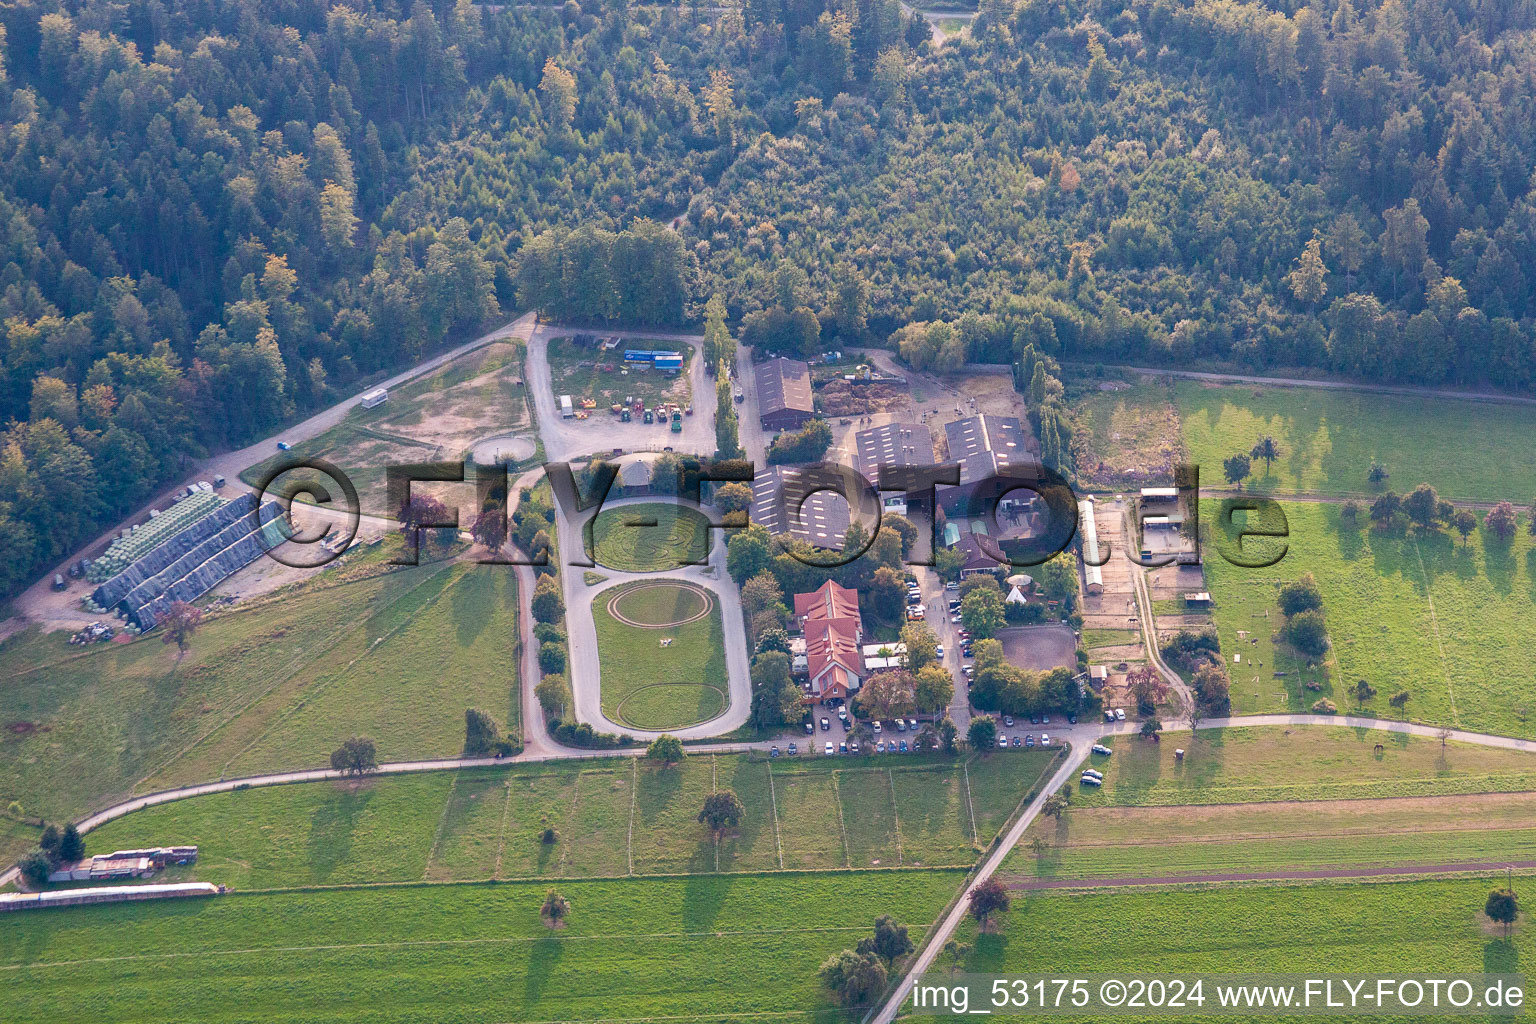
[995,733,1049,749]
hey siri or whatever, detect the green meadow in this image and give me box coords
[82,750,1058,889]
[1,872,958,1024]
[1176,379,1536,501]
[0,559,519,859]
[1203,500,1536,736]
[1065,727,1536,808]
[950,878,1530,1023]
[1011,790,1536,883]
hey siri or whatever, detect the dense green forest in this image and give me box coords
[5,0,1536,597]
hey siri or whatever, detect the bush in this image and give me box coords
[539,641,567,674]
[536,674,572,717]
[766,418,833,464]
[531,575,565,623]
[1277,574,1324,616]
[967,715,997,751]
[549,719,629,749]
[1311,698,1338,714]
[646,734,686,764]
[19,849,52,887]
[1283,608,1330,658]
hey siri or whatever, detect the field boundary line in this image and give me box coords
[888,768,904,866]
[712,754,720,873]
[766,761,785,869]
[626,758,638,877]
[560,771,584,876]
[492,778,514,880]
[831,771,852,868]
[1413,541,1460,726]
[422,771,462,880]
[1003,858,1536,892]
[1048,820,1536,848]
[961,761,979,843]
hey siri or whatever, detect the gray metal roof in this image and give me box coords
[755,357,815,417]
[943,414,1040,484]
[854,422,934,482]
[751,465,853,549]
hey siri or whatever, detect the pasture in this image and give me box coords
[1202,500,1536,736]
[1176,379,1536,501]
[951,878,1530,1022]
[590,502,712,573]
[0,559,518,842]
[595,582,729,730]
[1,871,959,1024]
[81,751,1058,889]
[1010,790,1536,884]
[1063,727,1536,808]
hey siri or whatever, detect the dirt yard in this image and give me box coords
[1071,376,1186,490]
[995,623,1078,672]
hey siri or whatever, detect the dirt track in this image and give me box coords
[1005,860,1536,891]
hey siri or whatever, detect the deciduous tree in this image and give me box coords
[968,877,1011,930]
[698,790,744,837]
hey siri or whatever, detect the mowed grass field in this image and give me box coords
[82,751,1057,889]
[1176,379,1536,501]
[595,582,728,730]
[0,559,518,856]
[950,878,1530,1023]
[1,871,959,1024]
[591,502,711,572]
[1010,790,1536,884]
[1066,727,1536,807]
[1202,500,1536,736]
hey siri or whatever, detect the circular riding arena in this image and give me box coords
[469,433,536,467]
[606,580,714,628]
